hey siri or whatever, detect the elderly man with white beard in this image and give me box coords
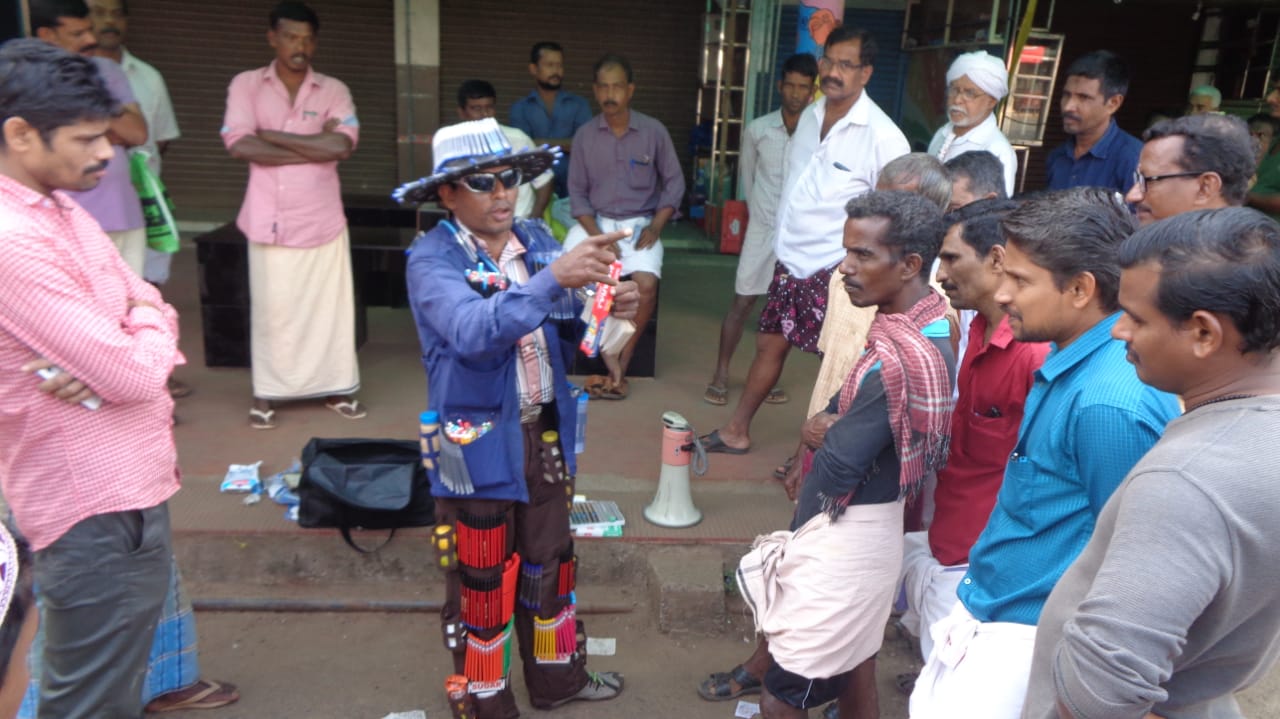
[928,51,1017,196]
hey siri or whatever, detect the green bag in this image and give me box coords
[128,151,180,254]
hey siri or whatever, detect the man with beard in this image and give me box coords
[908,188,1180,719]
[29,0,148,275]
[928,51,1016,196]
[705,53,818,408]
[222,1,364,430]
[1124,113,1255,226]
[1046,51,1141,193]
[510,41,592,197]
[702,25,910,455]
[565,53,683,399]
[86,0,181,289]
[0,39,178,719]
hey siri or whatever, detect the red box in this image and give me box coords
[719,200,749,255]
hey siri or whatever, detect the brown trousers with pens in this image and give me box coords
[435,408,588,719]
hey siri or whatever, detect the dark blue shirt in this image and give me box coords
[510,91,594,194]
[957,313,1180,625]
[1045,119,1142,193]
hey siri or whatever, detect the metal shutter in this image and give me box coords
[125,0,397,220]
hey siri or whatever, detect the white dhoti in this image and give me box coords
[734,218,775,296]
[737,501,903,679]
[107,227,147,277]
[909,601,1037,719]
[248,228,360,400]
[898,531,968,660]
[563,215,663,278]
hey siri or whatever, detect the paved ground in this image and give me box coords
[94,223,1280,717]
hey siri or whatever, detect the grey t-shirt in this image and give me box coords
[1023,396,1280,719]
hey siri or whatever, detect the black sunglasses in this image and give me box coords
[458,168,524,193]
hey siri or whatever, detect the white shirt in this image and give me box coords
[773,92,910,279]
[501,124,553,219]
[120,49,180,177]
[927,113,1017,196]
[739,109,791,230]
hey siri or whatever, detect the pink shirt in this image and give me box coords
[221,62,360,248]
[0,175,183,550]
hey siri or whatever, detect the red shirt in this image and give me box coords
[929,313,1049,565]
[0,176,183,550]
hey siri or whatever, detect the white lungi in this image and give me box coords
[143,247,174,285]
[734,218,775,296]
[107,227,147,277]
[563,215,663,278]
[249,228,360,400]
[909,601,1037,719]
[738,501,903,679]
[898,531,968,660]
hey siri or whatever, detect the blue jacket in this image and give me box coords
[406,219,580,502]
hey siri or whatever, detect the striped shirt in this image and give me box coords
[458,225,553,413]
[0,175,183,551]
[957,313,1180,625]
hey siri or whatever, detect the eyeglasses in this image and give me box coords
[1131,170,1203,194]
[819,55,865,73]
[458,168,524,193]
[946,85,986,102]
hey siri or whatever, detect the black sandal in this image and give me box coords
[696,664,762,701]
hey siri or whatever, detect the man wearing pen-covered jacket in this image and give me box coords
[400,118,633,719]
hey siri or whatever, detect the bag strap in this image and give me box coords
[340,526,398,554]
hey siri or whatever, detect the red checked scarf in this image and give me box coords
[830,290,953,514]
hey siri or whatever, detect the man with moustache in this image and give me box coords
[703,25,910,455]
[86,0,182,288]
[565,53,683,399]
[29,0,149,275]
[401,118,633,717]
[510,41,592,197]
[909,188,1180,719]
[703,191,954,719]
[1124,113,1255,225]
[897,199,1049,667]
[222,1,364,430]
[705,52,818,408]
[0,39,179,719]
[928,51,1017,196]
[1046,51,1142,193]
[1022,208,1280,719]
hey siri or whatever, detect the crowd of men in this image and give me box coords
[3,2,1280,719]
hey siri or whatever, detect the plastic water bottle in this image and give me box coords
[574,388,588,455]
[420,410,441,471]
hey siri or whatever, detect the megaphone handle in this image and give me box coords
[685,427,710,477]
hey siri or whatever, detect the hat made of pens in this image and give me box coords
[392,118,560,205]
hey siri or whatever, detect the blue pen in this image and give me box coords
[833,162,852,172]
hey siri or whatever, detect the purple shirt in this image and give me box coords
[568,110,685,220]
[66,57,144,232]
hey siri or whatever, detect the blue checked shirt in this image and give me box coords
[957,313,1181,626]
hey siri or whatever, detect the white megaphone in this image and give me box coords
[644,411,705,528]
